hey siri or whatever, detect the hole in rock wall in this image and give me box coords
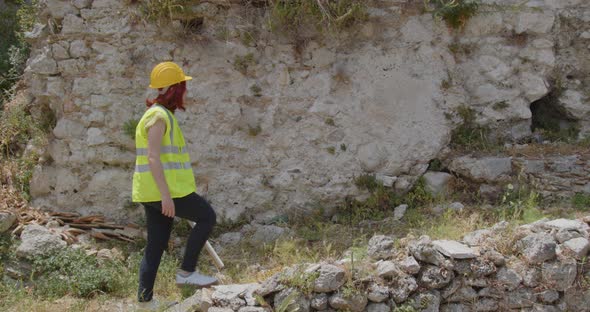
[530,91,579,142]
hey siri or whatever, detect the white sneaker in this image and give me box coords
[136,298,177,311]
[176,271,218,288]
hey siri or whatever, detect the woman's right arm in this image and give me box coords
[147,119,175,218]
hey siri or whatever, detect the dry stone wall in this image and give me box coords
[23,0,590,221]
[172,216,590,312]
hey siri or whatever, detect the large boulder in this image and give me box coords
[16,224,66,259]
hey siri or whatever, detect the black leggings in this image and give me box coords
[138,192,216,302]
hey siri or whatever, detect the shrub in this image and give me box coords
[425,0,480,29]
[354,174,380,192]
[572,193,590,211]
[1,1,37,105]
[31,248,127,298]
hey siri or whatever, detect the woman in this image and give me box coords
[132,61,218,306]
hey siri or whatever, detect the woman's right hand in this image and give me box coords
[161,196,175,218]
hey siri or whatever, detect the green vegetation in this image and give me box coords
[326,146,336,154]
[234,53,256,75]
[450,105,498,151]
[1,0,38,106]
[123,118,139,139]
[248,124,262,136]
[136,0,191,25]
[31,248,130,298]
[0,101,52,198]
[347,176,434,224]
[428,158,443,171]
[425,0,480,29]
[354,174,380,192]
[492,101,509,111]
[572,193,590,211]
[250,84,262,97]
[267,0,368,35]
[498,183,544,224]
[280,267,319,295]
[340,143,347,151]
[325,117,335,126]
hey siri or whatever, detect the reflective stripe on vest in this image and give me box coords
[135,162,193,173]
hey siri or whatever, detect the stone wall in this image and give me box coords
[23,0,590,221]
[174,216,590,312]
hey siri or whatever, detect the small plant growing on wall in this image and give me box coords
[123,118,139,139]
[248,124,262,136]
[250,84,262,97]
[424,0,480,29]
[267,0,368,35]
[234,53,256,75]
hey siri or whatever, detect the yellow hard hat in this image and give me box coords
[149,62,192,89]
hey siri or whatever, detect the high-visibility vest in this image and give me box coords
[132,104,196,202]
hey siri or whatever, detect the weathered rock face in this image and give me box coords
[24,0,590,220]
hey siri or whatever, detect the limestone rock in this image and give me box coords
[449,156,512,183]
[16,224,67,259]
[562,237,590,259]
[211,284,259,310]
[0,212,17,233]
[367,303,390,312]
[328,292,367,312]
[367,284,389,303]
[255,273,284,297]
[376,261,399,278]
[419,265,454,290]
[475,298,499,312]
[274,288,310,312]
[564,287,590,312]
[515,12,555,34]
[249,224,286,244]
[516,233,557,263]
[367,235,394,260]
[27,47,58,75]
[393,204,407,221]
[545,219,589,232]
[313,264,346,293]
[537,289,559,304]
[398,256,421,275]
[422,171,453,195]
[462,229,493,247]
[542,260,577,291]
[504,288,534,309]
[446,286,477,303]
[432,240,477,259]
[496,267,522,291]
[390,274,418,303]
[310,293,328,310]
[409,290,440,312]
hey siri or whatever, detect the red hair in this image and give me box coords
[146,81,186,113]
